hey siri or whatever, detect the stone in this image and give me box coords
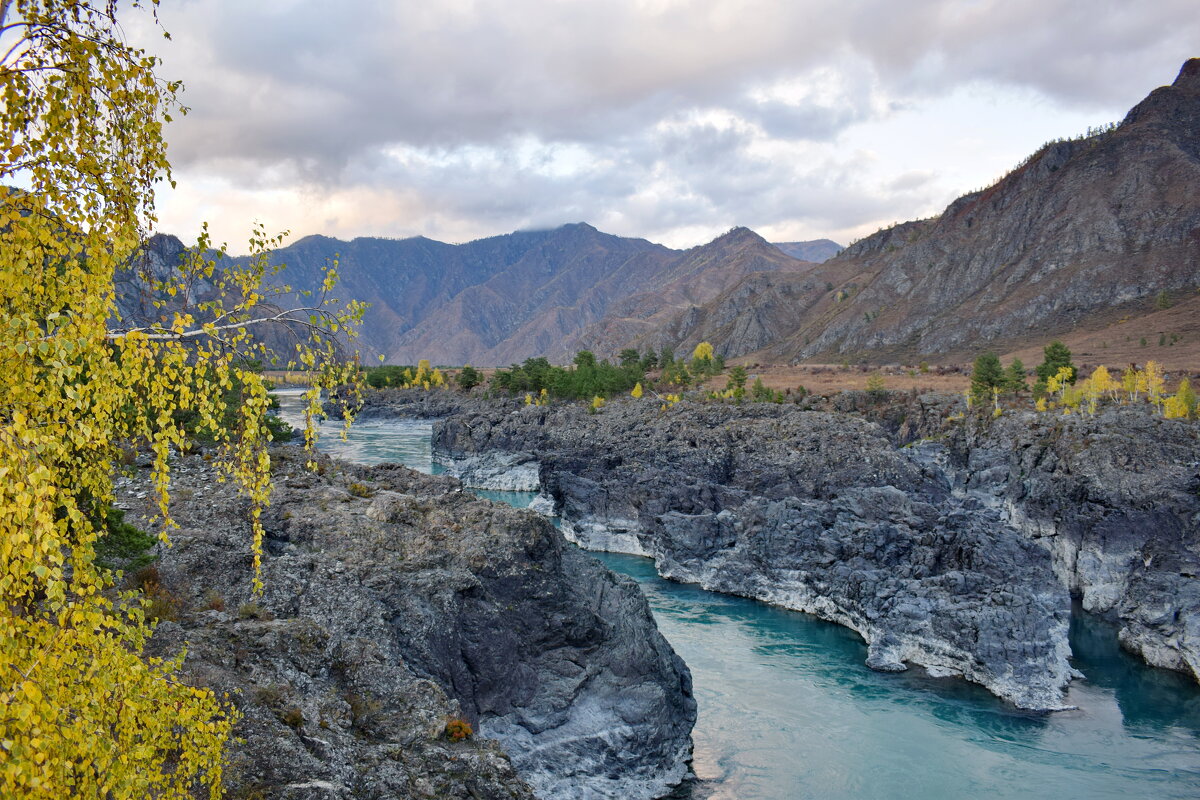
[117,445,696,799]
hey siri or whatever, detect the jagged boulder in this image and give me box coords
[118,446,695,800]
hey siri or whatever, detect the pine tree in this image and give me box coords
[970,352,1005,403]
[1004,358,1027,393]
[726,366,748,401]
[1034,341,1075,395]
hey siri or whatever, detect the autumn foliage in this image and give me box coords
[0,2,360,796]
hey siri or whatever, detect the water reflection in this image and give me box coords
[1069,608,1200,733]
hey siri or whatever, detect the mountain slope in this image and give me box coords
[650,59,1200,364]
[563,227,816,359]
[387,224,677,365]
[217,223,813,366]
[772,239,843,263]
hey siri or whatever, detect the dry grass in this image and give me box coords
[718,358,1197,397]
[1002,293,1200,376]
[701,364,971,395]
[724,293,1200,395]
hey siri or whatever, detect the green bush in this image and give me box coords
[490,352,645,401]
[94,507,156,573]
[456,365,483,391]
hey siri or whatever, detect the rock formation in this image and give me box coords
[116,445,696,799]
[353,389,1200,710]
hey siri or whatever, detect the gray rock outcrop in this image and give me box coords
[420,394,1199,710]
[941,405,1200,682]
[117,446,695,799]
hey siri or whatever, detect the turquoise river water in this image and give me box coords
[275,395,1200,799]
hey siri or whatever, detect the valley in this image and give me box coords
[244,390,1200,798]
[7,3,1198,797]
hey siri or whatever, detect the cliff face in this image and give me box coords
[649,59,1200,363]
[118,446,695,800]
[943,406,1200,679]
[365,390,1200,710]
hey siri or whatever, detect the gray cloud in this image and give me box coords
[135,0,1199,245]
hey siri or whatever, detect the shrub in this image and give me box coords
[202,589,226,612]
[445,717,473,742]
[455,364,483,391]
[130,565,181,622]
[347,481,374,498]
[252,683,287,708]
[94,507,156,573]
[281,707,304,730]
[238,602,274,621]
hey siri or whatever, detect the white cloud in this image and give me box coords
[133,0,1199,252]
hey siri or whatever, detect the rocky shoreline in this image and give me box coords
[116,445,696,799]
[357,388,1200,711]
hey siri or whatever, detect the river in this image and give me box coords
[273,394,1200,799]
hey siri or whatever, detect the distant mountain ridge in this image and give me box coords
[771,239,843,263]
[639,58,1200,363]
[185,222,816,366]
[135,60,1200,368]
[561,227,815,361]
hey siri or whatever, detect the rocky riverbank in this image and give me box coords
[115,445,695,799]
[358,389,1199,710]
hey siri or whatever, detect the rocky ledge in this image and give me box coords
[415,393,1199,711]
[942,405,1200,683]
[116,446,695,799]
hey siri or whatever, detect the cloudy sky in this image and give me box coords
[129,0,1198,253]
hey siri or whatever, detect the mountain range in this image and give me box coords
[629,58,1200,364]
[208,224,823,366]
[137,59,1200,368]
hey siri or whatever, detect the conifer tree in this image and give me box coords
[970,352,1004,403]
[1034,341,1075,395]
[726,365,748,401]
[1004,358,1027,393]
